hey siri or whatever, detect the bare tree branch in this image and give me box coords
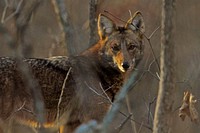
[3,0,46,129]
[138,121,144,133]
[51,0,76,55]
[1,0,23,23]
[15,0,41,57]
[125,96,138,133]
[153,0,176,132]
[148,97,157,124]
[1,0,9,23]
[56,67,72,124]
[119,111,153,131]
[145,26,161,72]
[115,113,132,132]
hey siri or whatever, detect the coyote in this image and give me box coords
[0,11,145,132]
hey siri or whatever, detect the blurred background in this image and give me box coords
[0,0,200,132]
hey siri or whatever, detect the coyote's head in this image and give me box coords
[98,11,145,72]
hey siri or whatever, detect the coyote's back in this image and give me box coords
[0,11,145,133]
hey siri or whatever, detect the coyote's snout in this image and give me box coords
[0,11,145,133]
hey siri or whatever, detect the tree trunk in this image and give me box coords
[89,0,98,46]
[52,0,76,55]
[153,0,176,133]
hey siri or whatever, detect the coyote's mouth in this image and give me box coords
[118,64,126,73]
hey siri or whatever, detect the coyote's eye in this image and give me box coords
[128,44,137,50]
[111,44,120,51]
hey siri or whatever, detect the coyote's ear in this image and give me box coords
[98,14,116,39]
[126,11,145,35]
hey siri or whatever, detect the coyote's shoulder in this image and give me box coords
[0,11,145,133]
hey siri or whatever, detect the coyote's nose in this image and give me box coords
[122,62,130,70]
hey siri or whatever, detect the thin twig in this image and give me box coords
[147,70,160,81]
[119,111,153,131]
[85,81,108,101]
[145,36,160,73]
[7,101,36,121]
[147,57,160,81]
[99,83,112,104]
[156,72,160,80]
[138,121,144,133]
[56,67,72,125]
[8,101,26,119]
[149,26,160,39]
[115,113,132,132]
[148,97,157,124]
[85,81,116,106]
[14,101,26,113]
[1,0,9,23]
[3,0,24,23]
[21,108,36,116]
[104,10,127,23]
[133,23,161,73]
[104,83,117,93]
[126,96,138,133]
[128,10,132,18]
[176,79,193,90]
[140,26,161,73]
[143,97,156,124]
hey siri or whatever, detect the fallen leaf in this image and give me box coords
[179,91,199,124]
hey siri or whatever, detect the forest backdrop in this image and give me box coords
[0,0,200,133]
